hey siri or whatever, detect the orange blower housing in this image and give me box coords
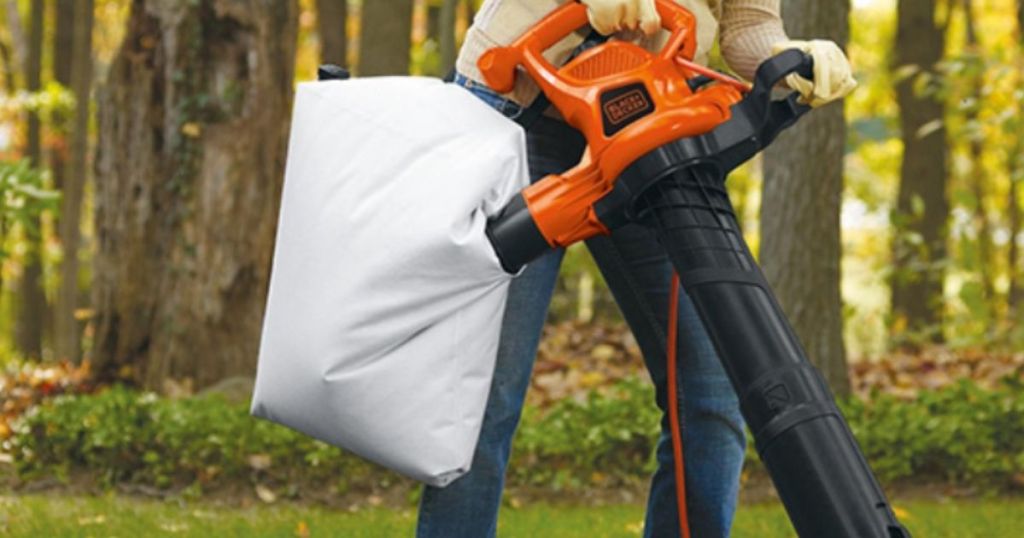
[478,1,747,260]
[480,0,816,273]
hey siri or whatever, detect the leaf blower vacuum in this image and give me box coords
[479,1,911,537]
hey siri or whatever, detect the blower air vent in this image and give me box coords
[564,45,648,80]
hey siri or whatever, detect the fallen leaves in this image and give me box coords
[77,514,106,526]
[0,360,93,442]
[180,122,202,138]
[530,321,644,408]
[255,484,277,504]
[247,453,272,471]
[531,321,1024,407]
[849,347,1024,400]
[158,521,189,533]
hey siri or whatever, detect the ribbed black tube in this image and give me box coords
[638,165,910,538]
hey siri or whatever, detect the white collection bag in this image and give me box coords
[251,77,529,486]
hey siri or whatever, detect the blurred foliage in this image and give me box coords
[0,358,92,439]
[0,160,59,259]
[0,82,74,128]
[5,374,1024,498]
[846,377,1024,491]
[510,377,660,491]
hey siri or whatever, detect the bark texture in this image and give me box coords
[56,0,93,362]
[356,0,412,75]
[15,0,45,359]
[760,0,850,395]
[891,0,949,344]
[51,0,74,359]
[315,0,346,66]
[93,0,298,389]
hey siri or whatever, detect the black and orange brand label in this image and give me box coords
[600,83,654,136]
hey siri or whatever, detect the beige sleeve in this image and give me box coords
[719,0,789,81]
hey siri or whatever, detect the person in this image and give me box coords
[417,1,856,537]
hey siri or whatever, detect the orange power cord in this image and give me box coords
[667,271,691,538]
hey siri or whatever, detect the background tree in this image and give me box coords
[890,0,949,345]
[439,0,457,75]
[357,0,413,75]
[15,0,46,359]
[315,0,346,67]
[760,0,851,395]
[92,0,299,390]
[3,0,26,78]
[51,0,74,360]
[1009,0,1024,320]
[960,0,995,312]
[55,0,94,363]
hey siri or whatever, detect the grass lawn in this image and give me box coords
[2,494,1022,537]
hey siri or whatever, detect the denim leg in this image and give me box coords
[416,115,584,538]
[586,224,746,538]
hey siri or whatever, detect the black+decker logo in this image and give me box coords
[604,89,650,125]
[600,83,654,136]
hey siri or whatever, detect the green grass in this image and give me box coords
[1,494,1023,537]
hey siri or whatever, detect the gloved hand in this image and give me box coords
[771,39,857,107]
[581,0,661,36]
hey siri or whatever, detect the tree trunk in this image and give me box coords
[0,28,15,92]
[760,0,850,395]
[93,0,298,390]
[53,0,74,86]
[1009,0,1024,319]
[356,0,412,76]
[962,0,995,315]
[50,0,74,359]
[315,0,346,66]
[4,0,26,76]
[427,1,440,41]
[439,0,457,75]
[15,0,45,360]
[1011,164,1022,318]
[56,0,92,363]
[890,0,949,346]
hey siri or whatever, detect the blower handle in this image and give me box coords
[479,0,698,95]
[746,48,815,147]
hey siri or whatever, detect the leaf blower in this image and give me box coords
[479,1,911,536]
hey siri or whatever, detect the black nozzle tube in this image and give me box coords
[485,193,551,274]
[639,166,910,538]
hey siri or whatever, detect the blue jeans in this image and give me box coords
[416,75,746,538]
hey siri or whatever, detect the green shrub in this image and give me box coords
[6,377,1024,496]
[7,387,379,493]
[842,377,1024,490]
[511,377,660,489]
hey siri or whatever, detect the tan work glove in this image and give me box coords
[771,40,857,107]
[581,0,661,36]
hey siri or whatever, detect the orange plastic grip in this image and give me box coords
[478,0,696,96]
